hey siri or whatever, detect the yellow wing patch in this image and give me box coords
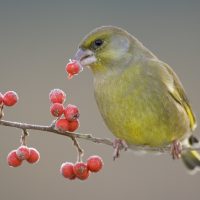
[162,63,197,131]
[184,103,197,130]
[169,89,196,130]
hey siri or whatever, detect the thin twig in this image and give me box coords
[71,136,84,162]
[21,129,29,146]
[0,119,113,146]
[0,119,200,153]
[0,105,4,119]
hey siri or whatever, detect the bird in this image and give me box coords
[73,25,200,172]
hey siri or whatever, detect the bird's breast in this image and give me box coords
[93,65,190,147]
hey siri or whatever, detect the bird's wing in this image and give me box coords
[160,61,196,131]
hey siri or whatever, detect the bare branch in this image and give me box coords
[0,119,200,153]
[0,119,113,146]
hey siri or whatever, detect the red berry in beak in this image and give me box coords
[3,91,19,106]
[65,60,82,79]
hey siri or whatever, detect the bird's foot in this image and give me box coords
[171,140,182,159]
[113,139,128,160]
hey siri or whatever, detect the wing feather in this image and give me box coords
[162,62,196,130]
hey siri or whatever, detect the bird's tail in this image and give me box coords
[181,136,200,173]
[181,150,200,172]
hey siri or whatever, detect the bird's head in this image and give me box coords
[73,26,134,74]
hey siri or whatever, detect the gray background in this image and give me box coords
[0,0,200,199]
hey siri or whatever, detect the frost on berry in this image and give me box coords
[64,104,79,121]
[68,119,80,132]
[27,148,40,164]
[60,162,76,180]
[65,60,83,79]
[7,150,22,167]
[3,91,19,106]
[16,145,30,161]
[55,119,70,132]
[49,89,66,104]
[73,162,89,180]
[0,92,3,105]
[50,103,64,117]
[87,155,103,173]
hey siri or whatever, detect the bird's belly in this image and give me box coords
[94,79,190,147]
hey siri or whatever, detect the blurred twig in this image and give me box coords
[0,105,4,119]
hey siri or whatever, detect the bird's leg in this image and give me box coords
[113,139,128,160]
[171,140,182,159]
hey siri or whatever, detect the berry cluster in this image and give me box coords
[49,89,80,132]
[0,90,41,168]
[50,89,104,181]
[1,88,104,180]
[65,60,82,79]
[0,91,18,107]
[60,155,103,181]
[7,145,40,167]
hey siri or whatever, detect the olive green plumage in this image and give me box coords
[77,26,200,171]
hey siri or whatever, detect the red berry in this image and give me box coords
[50,103,64,117]
[16,145,30,161]
[55,119,70,132]
[68,119,80,132]
[87,155,103,173]
[65,60,82,79]
[27,148,40,164]
[0,92,3,104]
[64,104,79,121]
[49,89,66,104]
[73,162,89,180]
[60,162,76,180]
[7,150,22,167]
[3,91,19,106]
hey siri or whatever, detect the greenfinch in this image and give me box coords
[73,26,200,172]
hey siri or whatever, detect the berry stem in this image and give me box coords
[71,136,84,162]
[0,105,4,119]
[50,118,61,129]
[21,129,29,146]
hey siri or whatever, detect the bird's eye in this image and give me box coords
[93,39,103,49]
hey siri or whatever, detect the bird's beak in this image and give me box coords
[73,48,97,67]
